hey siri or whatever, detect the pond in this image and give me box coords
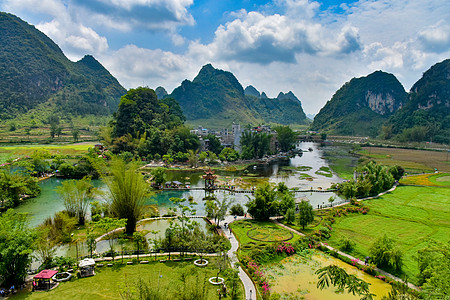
[265,252,391,299]
[15,142,352,228]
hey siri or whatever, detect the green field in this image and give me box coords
[12,259,242,299]
[326,186,450,284]
[0,143,96,163]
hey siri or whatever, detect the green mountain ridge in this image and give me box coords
[169,64,309,128]
[311,70,408,136]
[0,12,126,121]
[387,59,450,143]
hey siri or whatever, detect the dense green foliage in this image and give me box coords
[245,183,295,221]
[386,59,450,144]
[0,12,126,120]
[369,234,403,271]
[108,87,199,158]
[170,64,308,128]
[311,71,408,137]
[56,177,96,225]
[0,209,36,286]
[0,168,40,208]
[417,241,450,297]
[274,126,297,152]
[335,161,395,199]
[297,200,314,229]
[240,130,271,159]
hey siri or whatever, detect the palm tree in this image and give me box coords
[103,158,148,234]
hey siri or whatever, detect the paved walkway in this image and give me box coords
[273,219,420,291]
[223,215,257,300]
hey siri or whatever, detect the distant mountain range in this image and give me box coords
[163,64,309,128]
[1,12,448,143]
[0,12,126,121]
[311,71,408,136]
[311,59,449,142]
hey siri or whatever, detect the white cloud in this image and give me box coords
[37,20,108,58]
[71,0,195,32]
[100,45,199,91]
[418,21,450,53]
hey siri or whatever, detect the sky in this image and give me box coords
[1,0,449,115]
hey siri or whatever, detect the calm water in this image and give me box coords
[16,142,350,227]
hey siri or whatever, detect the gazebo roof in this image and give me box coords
[79,258,96,268]
[34,270,58,279]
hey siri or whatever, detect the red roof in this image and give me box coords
[34,270,58,279]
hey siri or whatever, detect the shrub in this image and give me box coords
[229,204,245,216]
[339,237,356,252]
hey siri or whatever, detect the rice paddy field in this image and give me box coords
[0,142,96,163]
[326,185,450,284]
[359,147,450,174]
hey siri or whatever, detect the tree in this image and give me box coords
[328,196,336,207]
[50,122,57,138]
[205,196,233,226]
[72,128,80,142]
[278,185,295,215]
[205,134,223,155]
[240,130,271,159]
[186,149,199,167]
[417,241,449,297]
[246,183,278,220]
[56,176,96,225]
[151,167,166,187]
[285,208,295,224]
[219,147,239,162]
[133,231,146,262]
[102,158,149,234]
[297,200,314,229]
[369,234,403,271]
[316,265,374,300]
[229,204,245,216]
[274,126,297,152]
[0,209,37,286]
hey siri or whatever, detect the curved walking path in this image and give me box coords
[273,219,420,291]
[223,215,257,300]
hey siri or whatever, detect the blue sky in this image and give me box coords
[1,0,449,115]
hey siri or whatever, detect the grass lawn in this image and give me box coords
[325,186,450,284]
[0,142,95,163]
[12,258,242,299]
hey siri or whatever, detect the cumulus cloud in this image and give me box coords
[418,21,450,53]
[37,20,108,58]
[71,0,195,32]
[100,45,199,90]
[201,7,362,64]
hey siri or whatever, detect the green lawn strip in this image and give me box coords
[325,186,450,285]
[13,259,242,300]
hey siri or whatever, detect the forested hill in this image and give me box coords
[386,59,450,144]
[0,12,126,120]
[169,64,309,128]
[310,71,408,137]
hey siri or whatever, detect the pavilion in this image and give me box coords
[33,270,58,291]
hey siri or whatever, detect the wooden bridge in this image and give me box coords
[160,187,337,194]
